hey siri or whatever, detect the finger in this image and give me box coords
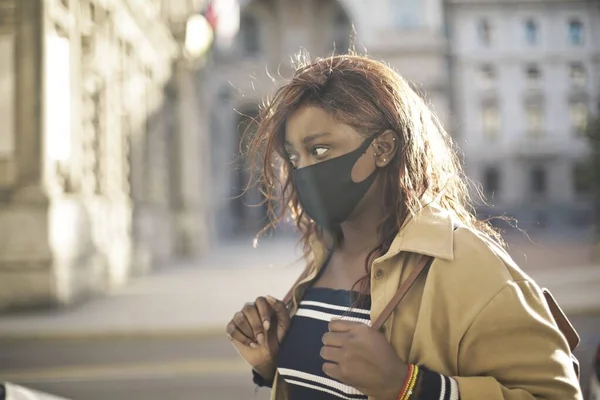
[242,303,265,344]
[255,297,274,331]
[267,296,291,340]
[322,362,342,381]
[328,319,359,332]
[226,320,255,348]
[320,345,344,363]
[266,296,290,324]
[321,331,346,347]
[232,311,255,342]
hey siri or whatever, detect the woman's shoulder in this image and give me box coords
[427,226,538,314]
[448,226,532,283]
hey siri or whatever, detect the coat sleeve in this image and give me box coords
[453,280,582,400]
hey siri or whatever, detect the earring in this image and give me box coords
[383,158,387,162]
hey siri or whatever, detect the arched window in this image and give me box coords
[568,18,584,45]
[524,19,538,45]
[569,62,586,87]
[530,166,547,197]
[483,167,501,199]
[478,19,492,46]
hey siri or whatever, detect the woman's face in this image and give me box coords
[284,106,377,184]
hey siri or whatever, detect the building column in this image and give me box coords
[501,157,526,206]
[0,0,184,311]
[0,2,16,192]
[171,60,210,257]
[550,159,574,204]
[0,0,57,311]
[14,0,45,201]
[206,80,238,239]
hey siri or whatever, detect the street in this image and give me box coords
[0,334,266,400]
[0,311,598,400]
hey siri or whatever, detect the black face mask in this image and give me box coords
[292,134,380,229]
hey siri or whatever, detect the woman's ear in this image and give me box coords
[373,130,398,167]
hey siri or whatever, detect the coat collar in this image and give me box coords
[382,203,455,262]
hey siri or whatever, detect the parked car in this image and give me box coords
[590,343,600,400]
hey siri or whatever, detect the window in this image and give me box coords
[483,167,500,199]
[525,64,541,82]
[526,106,544,136]
[478,64,496,89]
[572,162,591,196]
[530,166,547,197]
[569,102,588,134]
[239,13,260,56]
[392,0,422,30]
[89,2,96,22]
[482,103,501,138]
[478,19,492,47]
[568,19,584,45]
[525,19,538,45]
[569,63,586,87]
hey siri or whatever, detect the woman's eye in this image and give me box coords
[311,146,329,157]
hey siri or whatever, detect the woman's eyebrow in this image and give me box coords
[284,131,331,146]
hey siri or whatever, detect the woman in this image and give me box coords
[225,55,582,400]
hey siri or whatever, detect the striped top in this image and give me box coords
[276,287,371,400]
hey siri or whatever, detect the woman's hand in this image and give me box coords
[321,320,408,400]
[226,296,291,380]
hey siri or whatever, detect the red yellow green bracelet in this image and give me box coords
[397,364,419,400]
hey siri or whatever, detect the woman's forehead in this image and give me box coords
[284,106,358,144]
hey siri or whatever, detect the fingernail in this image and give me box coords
[250,342,258,349]
[263,320,270,330]
[256,333,264,345]
[266,295,276,302]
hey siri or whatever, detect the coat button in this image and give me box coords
[375,269,384,280]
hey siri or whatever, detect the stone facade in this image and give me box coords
[447,0,600,233]
[0,0,209,310]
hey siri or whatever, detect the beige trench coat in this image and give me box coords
[267,204,582,400]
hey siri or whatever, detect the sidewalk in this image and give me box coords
[0,237,598,340]
[0,237,305,339]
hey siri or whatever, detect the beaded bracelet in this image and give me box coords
[397,364,419,400]
[397,365,413,399]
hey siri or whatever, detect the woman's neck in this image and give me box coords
[337,209,383,256]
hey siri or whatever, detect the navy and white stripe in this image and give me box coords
[296,300,372,325]
[276,287,371,400]
[417,367,461,400]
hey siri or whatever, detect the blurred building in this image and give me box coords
[0,0,211,310]
[448,0,600,232]
[2,0,598,310]
[204,0,450,239]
